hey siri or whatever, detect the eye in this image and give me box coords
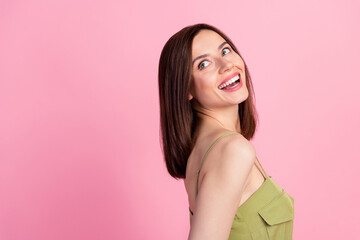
[198,60,210,70]
[222,47,231,56]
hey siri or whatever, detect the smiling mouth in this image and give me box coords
[218,75,240,90]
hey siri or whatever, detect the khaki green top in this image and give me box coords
[189,132,294,239]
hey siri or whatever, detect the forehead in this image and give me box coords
[192,30,226,57]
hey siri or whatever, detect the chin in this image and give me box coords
[236,90,249,104]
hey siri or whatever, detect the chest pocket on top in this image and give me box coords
[257,191,294,240]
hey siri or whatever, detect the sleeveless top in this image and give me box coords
[188,132,294,239]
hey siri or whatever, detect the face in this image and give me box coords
[189,29,249,110]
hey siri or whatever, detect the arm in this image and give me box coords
[188,135,256,240]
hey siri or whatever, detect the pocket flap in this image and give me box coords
[258,192,294,226]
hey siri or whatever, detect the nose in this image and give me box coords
[218,58,234,74]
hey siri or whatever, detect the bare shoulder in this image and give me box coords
[208,132,255,178]
[218,132,256,158]
[189,132,257,239]
[197,131,257,197]
[201,131,256,173]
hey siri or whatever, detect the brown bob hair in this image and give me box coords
[158,23,258,179]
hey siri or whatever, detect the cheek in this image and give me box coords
[193,78,207,93]
[236,56,245,67]
[192,76,217,99]
[193,73,213,89]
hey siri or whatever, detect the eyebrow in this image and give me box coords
[192,41,228,66]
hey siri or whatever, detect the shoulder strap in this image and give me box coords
[256,156,269,179]
[195,132,238,198]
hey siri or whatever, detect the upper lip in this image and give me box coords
[218,72,240,87]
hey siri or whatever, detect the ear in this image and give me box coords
[188,93,193,101]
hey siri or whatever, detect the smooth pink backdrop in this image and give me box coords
[1,0,359,239]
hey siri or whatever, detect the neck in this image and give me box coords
[193,104,241,133]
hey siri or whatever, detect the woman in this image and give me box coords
[158,23,294,240]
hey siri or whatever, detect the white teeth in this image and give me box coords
[218,75,240,89]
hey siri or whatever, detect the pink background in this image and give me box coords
[1,0,359,239]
